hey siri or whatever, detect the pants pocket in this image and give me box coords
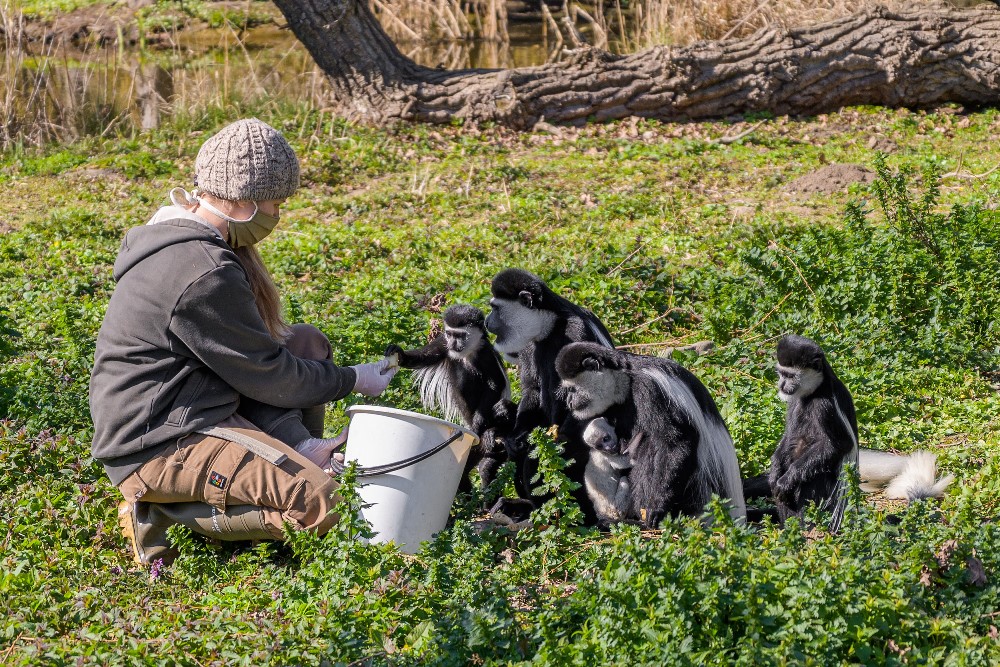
[202,441,250,511]
[172,433,199,465]
[117,471,150,504]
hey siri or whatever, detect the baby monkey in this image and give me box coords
[581,417,653,526]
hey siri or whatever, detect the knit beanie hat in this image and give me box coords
[194,118,299,202]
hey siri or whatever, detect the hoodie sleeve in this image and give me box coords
[169,263,356,408]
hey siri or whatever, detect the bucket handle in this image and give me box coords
[351,429,465,478]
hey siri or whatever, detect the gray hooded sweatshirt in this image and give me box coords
[89,212,356,485]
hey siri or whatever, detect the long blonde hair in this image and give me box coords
[235,244,292,343]
[194,194,292,343]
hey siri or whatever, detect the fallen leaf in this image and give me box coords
[966,557,988,587]
[936,539,959,568]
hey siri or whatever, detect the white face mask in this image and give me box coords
[170,187,279,248]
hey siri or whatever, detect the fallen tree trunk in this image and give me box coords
[271,1,1000,128]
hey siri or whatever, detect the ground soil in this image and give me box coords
[784,164,876,195]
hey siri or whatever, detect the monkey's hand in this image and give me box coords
[504,434,530,460]
[384,344,406,367]
[771,471,801,505]
[492,400,517,434]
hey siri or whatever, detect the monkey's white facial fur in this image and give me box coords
[776,364,824,402]
[562,369,630,420]
[445,325,482,362]
[486,298,557,356]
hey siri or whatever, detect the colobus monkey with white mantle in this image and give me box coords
[769,334,953,529]
[386,304,516,492]
[581,417,639,525]
[556,342,746,527]
[485,268,615,522]
[770,334,859,531]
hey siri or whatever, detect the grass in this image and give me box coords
[12,0,103,19]
[1,104,999,664]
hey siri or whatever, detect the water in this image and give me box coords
[0,16,566,146]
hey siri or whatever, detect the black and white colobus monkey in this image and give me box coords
[581,417,637,525]
[484,269,615,521]
[556,342,746,527]
[768,334,954,527]
[770,334,859,531]
[386,304,516,491]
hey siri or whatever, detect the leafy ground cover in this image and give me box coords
[1,104,999,665]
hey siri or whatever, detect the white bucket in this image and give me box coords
[343,405,478,554]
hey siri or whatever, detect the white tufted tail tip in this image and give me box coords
[883,450,954,500]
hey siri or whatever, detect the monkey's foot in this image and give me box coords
[489,497,535,523]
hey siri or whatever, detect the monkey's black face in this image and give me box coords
[563,382,592,415]
[561,369,629,420]
[445,325,482,361]
[776,363,824,402]
[485,297,556,358]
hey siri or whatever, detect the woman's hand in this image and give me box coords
[350,357,398,396]
[295,426,349,469]
[326,452,346,477]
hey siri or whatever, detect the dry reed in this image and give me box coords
[625,0,908,48]
[370,0,912,55]
[0,1,150,149]
[0,2,331,150]
[1,1,53,149]
[369,0,474,43]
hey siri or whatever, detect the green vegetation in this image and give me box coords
[1,105,999,665]
[14,0,276,27]
[134,0,276,35]
[13,0,103,20]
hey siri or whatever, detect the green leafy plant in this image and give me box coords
[528,426,585,529]
[1,105,998,664]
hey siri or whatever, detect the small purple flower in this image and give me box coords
[149,558,164,580]
[110,565,122,576]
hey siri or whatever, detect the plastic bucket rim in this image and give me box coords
[345,404,480,447]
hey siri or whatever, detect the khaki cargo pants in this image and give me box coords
[118,415,339,538]
[117,323,340,539]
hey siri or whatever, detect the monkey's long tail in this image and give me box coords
[859,449,954,500]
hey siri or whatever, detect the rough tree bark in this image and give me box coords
[270,1,1000,128]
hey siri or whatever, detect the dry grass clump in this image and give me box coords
[630,0,911,47]
[370,0,916,54]
[368,0,509,43]
[0,1,326,150]
[0,1,76,149]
